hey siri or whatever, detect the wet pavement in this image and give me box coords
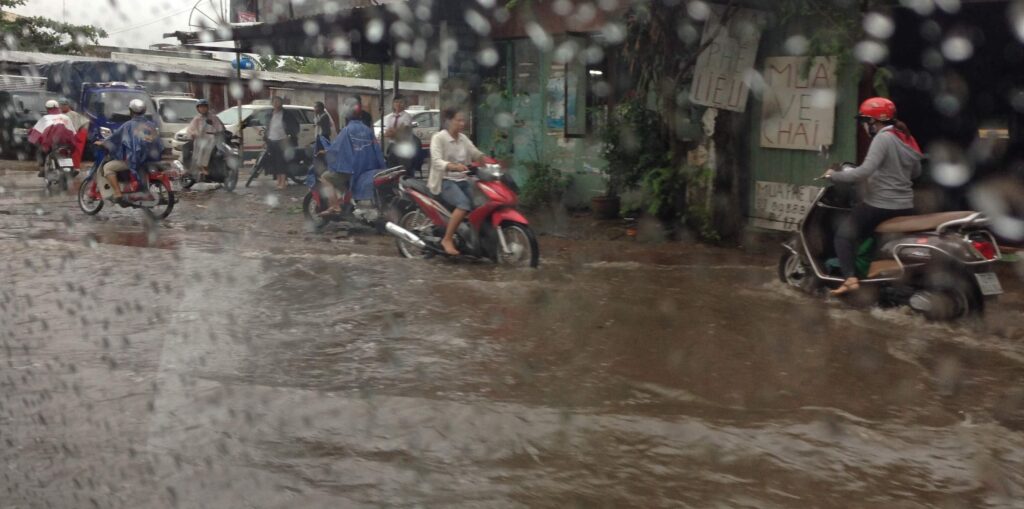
[2,162,1024,508]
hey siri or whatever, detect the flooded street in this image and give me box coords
[2,166,1024,508]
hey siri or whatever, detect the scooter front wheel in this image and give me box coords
[778,250,820,294]
[497,222,539,268]
[78,175,103,215]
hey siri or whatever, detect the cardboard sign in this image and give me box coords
[688,7,766,113]
[760,56,838,151]
[751,181,821,231]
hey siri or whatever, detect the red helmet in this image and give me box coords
[858,97,896,122]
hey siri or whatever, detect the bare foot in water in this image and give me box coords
[441,238,460,256]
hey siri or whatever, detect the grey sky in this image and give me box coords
[11,0,223,50]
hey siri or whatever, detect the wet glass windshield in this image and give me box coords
[87,90,152,122]
[11,92,53,115]
[1,1,1024,507]
[159,99,198,123]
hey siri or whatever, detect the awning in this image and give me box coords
[167,2,428,65]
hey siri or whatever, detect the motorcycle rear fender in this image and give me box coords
[406,189,450,226]
[491,208,529,228]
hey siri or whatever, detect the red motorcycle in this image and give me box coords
[385,159,539,267]
[77,149,175,220]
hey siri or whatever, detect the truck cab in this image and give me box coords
[81,82,160,149]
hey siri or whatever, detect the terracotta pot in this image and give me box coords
[591,195,620,220]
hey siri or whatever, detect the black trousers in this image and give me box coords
[835,203,912,278]
[265,139,292,177]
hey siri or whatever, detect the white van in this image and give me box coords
[171,104,316,160]
[153,95,197,152]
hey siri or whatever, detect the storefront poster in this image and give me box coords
[688,7,766,113]
[759,56,838,151]
[751,181,820,231]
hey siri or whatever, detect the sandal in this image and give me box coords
[830,278,860,296]
[318,207,341,217]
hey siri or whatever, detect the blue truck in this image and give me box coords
[35,62,160,158]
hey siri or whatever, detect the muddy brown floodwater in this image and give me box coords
[2,164,1024,508]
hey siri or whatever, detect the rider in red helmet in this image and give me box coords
[823,97,923,295]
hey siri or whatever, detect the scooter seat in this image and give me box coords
[401,178,434,197]
[875,211,975,233]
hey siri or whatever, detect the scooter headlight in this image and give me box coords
[478,163,503,182]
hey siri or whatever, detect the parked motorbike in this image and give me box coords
[385,159,539,268]
[179,131,241,191]
[40,143,77,192]
[303,163,408,233]
[778,163,1002,321]
[245,140,312,188]
[77,148,175,220]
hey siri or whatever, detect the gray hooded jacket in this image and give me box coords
[830,126,923,210]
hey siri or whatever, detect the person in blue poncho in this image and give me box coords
[319,98,385,216]
[94,99,163,205]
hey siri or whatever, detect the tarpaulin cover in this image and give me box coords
[33,61,142,106]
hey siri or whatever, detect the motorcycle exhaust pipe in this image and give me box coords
[385,222,427,249]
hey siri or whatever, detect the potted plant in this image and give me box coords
[591,172,622,220]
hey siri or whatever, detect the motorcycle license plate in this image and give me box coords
[58,158,74,168]
[975,272,1003,296]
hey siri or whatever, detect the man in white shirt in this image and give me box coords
[381,95,416,175]
[261,96,298,190]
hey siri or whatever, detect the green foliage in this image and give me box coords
[775,0,881,73]
[687,203,720,242]
[519,160,568,211]
[0,0,107,54]
[642,165,686,220]
[600,95,672,197]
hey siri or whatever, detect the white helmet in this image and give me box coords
[45,99,59,110]
[128,98,147,115]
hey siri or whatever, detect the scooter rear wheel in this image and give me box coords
[395,209,435,259]
[148,180,175,220]
[302,192,329,229]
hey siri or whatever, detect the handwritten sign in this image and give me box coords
[751,181,821,231]
[760,56,837,151]
[689,7,766,113]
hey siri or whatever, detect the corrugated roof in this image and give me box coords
[0,49,438,93]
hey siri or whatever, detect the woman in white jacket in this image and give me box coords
[429,108,486,256]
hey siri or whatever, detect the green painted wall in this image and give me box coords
[473,39,607,208]
[745,14,862,227]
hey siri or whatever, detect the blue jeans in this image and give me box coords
[440,180,472,211]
